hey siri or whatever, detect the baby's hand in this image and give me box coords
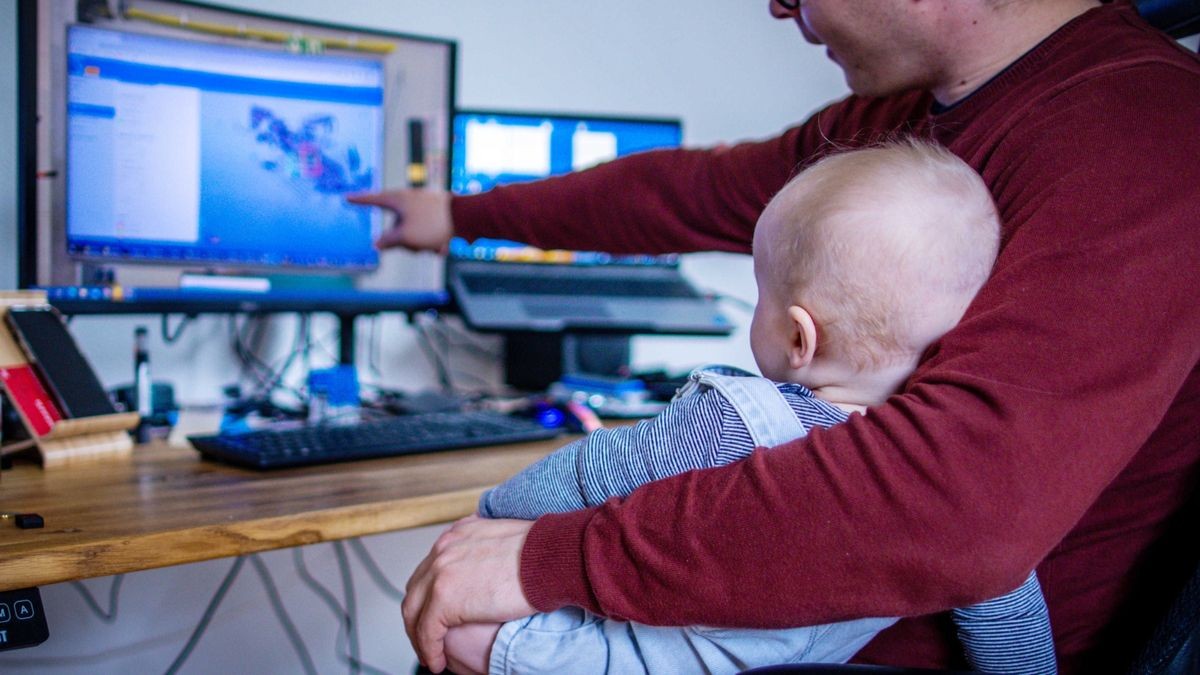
[443,622,502,675]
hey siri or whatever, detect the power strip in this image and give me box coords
[0,587,49,650]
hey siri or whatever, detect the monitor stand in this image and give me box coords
[503,333,631,392]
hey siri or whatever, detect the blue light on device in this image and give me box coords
[307,366,360,408]
[534,404,566,429]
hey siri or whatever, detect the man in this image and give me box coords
[352,1,1200,672]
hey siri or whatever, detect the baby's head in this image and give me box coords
[750,139,1000,404]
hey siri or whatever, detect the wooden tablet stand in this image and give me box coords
[0,292,138,468]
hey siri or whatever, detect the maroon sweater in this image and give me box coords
[453,3,1200,670]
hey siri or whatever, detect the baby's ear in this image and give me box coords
[787,305,818,370]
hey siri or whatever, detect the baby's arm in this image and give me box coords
[477,434,591,519]
[952,571,1056,674]
[480,390,734,520]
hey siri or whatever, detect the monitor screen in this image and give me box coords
[451,110,682,195]
[65,25,384,270]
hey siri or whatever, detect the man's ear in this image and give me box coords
[787,305,818,370]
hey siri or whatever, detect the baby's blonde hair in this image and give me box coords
[756,139,1000,370]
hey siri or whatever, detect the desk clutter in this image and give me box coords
[0,292,138,468]
[188,368,678,471]
[0,284,703,480]
[0,288,700,475]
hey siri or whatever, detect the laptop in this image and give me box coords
[446,109,732,336]
[446,253,733,335]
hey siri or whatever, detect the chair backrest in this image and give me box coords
[1127,556,1200,675]
[1135,0,1200,38]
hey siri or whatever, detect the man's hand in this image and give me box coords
[346,188,453,252]
[403,516,536,672]
[443,622,502,675]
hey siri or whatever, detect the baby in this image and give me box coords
[441,139,1055,675]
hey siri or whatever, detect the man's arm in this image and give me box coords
[451,94,929,256]
[516,70,1200,628]
[480,391,738,519]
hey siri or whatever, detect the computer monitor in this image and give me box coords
[22,0,456,292]
[65,25,384,270]
[451,109,682,195]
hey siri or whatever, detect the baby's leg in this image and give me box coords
[489,607,611,675]
[489,607,896,674]
[670,617,898,670]
[444,622,501,675]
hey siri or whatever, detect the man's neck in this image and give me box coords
[932,0,1101,105]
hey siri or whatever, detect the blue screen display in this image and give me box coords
[451,111,682,195]
[65,26,385,270]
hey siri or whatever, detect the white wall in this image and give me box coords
[0,2,849,673]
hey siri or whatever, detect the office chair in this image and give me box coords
[1126,557,1200,675]
[1135,0,1200,38]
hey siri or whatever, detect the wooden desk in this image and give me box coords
[0,437,567,591]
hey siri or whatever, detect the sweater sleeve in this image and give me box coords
[450,94,928,256]
[479,390,738,520]
[516,69,1200,627]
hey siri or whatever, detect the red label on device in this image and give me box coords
[0,365,63,436]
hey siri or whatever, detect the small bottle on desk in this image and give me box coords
[133,326,152,443]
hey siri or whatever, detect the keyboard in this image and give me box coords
[189,411,564,470]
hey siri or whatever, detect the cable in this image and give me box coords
[160,314,193,344]
[433,318,504,358]
[307,323,346,365]
[70,574,124,624]
[163,556,246,675]
[348,539,405,603]
[27,550,394,673]
[248,555,319,675]
[302,313,314,389]
[230,316,274,391]
[259,314,310,401]
[228,314,309,403]
[333,541,362,675]
[413,312,454,393]
[366,316,384,382]
[293,546,346,621]
[292,547,391,675]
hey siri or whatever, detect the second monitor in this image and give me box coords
[451,109,682,195]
